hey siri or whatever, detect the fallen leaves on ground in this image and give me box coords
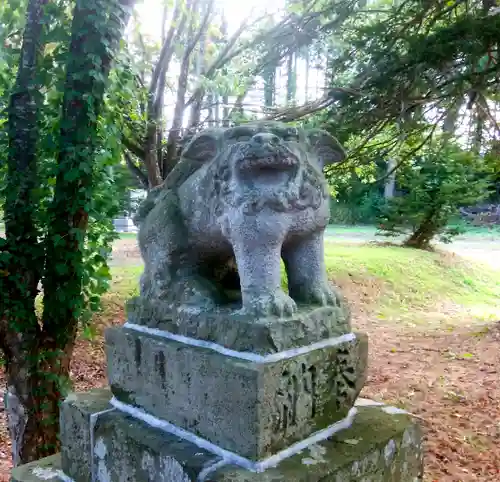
[357,318,500,482]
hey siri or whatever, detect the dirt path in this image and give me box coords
[110,233,500,270]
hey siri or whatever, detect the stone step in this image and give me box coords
[12,400,424,482]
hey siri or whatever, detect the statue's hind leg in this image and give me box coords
[282,230,340,307]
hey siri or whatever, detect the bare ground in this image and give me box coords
[0,238,499,480]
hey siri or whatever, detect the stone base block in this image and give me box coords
[105,325,368,460]
[11,455,63,482]
[92,409,221,481]
[126,302,352,354]
[208,402,424,481]
[11,399,424,482]
[59,388,112,482]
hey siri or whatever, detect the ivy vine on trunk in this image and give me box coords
[0,0,135,465]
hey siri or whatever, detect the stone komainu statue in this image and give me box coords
[134,121,346,317]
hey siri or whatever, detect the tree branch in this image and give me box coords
[122,136,145,159]
[149,0,187,102]
[164,0,214,175]
[124,151,148,188]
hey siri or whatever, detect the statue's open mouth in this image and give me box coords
[239,152,299,172]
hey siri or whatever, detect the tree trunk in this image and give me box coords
[214,93,220,126]
[286,51,297,105]
[164,0,211,175]
[404,213,441,250]
[207,92,214,126]
[304,47,310,102]
[1,0,135,465]
[263,63,275,108]
[189,0,208,130]
[404,227,435,250]
[1,0,48,465]
[221,17,230,126]
[3,329,77,463]
[384,158,397,199]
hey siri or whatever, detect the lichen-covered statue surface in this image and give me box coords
[132,121,346,329]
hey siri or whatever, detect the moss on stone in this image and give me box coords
[210,405,423,481]
[11,454,62,482]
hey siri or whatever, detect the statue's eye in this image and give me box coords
[237,135,252,142]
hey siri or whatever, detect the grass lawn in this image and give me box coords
[109,241,500,324]
[323,242,500,326]
[119,222,500,241]
[324,223,500,242]
[0,242,499,480]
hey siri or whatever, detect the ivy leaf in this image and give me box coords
[55,263,69,275]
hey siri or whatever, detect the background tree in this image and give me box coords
[0,0,135,464]
[321,0,500,162]
[377,141,493,249]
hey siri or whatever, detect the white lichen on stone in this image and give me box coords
[89,408,114,482]
[382,406,408,415]
[94,437,107,459]
[384,439,396,464]
[141,452,155,475]
[31,467,74,482]
[351,460,361,476]
[301,457,318,466]
[5,385,27,466]
[32,467,60,480]
[159,456,190,482]
[141,451,190,482]
[94,437,111,482]
[402,428,415,448]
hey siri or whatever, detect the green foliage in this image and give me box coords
[0,0,134,462]
[326,150,387,224]
[319,0,500,167]
[330,192,386,225]
[0,0,127,328]
[377,142,492,249]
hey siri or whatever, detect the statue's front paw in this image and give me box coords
[242,289,297,318]
[292,282,340,307]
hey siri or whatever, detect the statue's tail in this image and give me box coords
[133,184,164,226]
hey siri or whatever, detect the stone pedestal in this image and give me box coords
[11,309,424,481]
[106,323,367,460]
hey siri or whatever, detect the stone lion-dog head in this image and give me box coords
[180,122,346,217]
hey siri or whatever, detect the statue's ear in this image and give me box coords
[181,129,222,162]
[306,129,347,167]
[165,129,222,189]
